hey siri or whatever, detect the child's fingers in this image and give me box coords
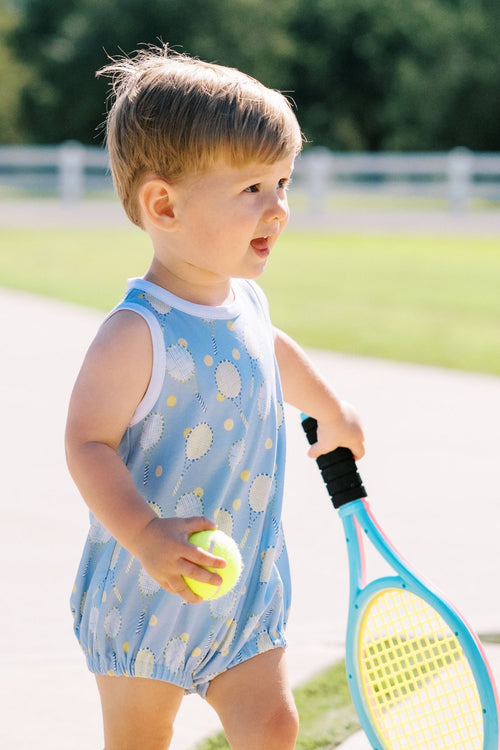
[182,516,217,534]
[307,404,365,462]
[180,558,224,587]
[188,545,227,570]
[308,441,323,460]
[181,517,228,570]
[308,440,339,460]
[176,585,205,605]
[308,439,364,461]
[169,576,207,604]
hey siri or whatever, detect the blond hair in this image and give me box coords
[98,45,303,226]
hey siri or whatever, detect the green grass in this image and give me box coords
[194,661,360,750]
[0,228,151,309]
[2,226,500,374]
[261,232,500,375]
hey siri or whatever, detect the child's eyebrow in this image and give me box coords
[239,165,294,183]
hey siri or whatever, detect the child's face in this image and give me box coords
[151,153,295,300]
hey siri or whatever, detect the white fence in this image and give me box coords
[1,141,500,212]
[0,141,112,204]
[293,147,500,213]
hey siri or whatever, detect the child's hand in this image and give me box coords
[133,516,227,604]
[308,400,365,461]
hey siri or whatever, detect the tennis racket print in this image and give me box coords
[301,415,499,750]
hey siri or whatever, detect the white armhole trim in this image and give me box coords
[105,303,166,427]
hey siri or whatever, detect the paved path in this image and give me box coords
[1,238,499,747]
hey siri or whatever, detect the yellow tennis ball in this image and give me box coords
[185,529,242,600]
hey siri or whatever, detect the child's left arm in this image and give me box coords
[274,327,365,460]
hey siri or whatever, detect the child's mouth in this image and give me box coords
[250,236,270,256]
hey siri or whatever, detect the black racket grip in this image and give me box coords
[301,415,367,509]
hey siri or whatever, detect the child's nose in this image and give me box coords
[264,194,289,224]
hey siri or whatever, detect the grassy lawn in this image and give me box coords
[0,227,151,309]
[1,226,500,374]
[262,231,500,375]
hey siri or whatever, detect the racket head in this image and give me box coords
[342,506,498,750]
[300,414,498,748]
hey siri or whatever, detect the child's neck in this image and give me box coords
[143,267,234,307]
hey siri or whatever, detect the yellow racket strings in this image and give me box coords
[359,589,484,750]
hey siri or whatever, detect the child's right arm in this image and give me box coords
[65,310,225,603]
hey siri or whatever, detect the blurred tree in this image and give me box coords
[289,0,500,150]
[6,0,500,149]
[0,0,31,142]
[379,0,500,150]
[8,0,297,144]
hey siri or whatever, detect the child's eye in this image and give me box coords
[245,179,291,193]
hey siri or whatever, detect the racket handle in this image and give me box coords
[301,415,367,508]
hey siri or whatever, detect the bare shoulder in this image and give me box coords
[96,307,153,354]
[67,309,154,446]
[85,308,154,397]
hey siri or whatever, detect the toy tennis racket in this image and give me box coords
[302,415,499,750]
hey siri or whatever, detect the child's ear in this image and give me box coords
[138,177,178,230]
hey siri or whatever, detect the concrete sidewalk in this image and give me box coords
[1,287,499,749]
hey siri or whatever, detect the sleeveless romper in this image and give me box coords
[70,277,291,696]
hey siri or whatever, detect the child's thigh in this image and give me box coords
[206,648,299,750]
[96,674,184,750]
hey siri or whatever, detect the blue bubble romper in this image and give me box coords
[70,278,291,696]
